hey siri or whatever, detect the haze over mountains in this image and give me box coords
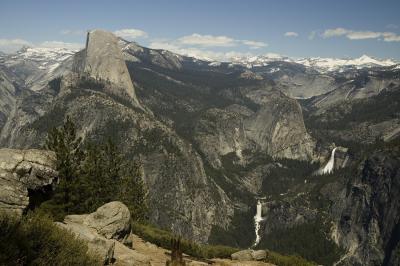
[0,29,399,265]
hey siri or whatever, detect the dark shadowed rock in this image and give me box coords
[0,148,57,215]
[332,151,400,265]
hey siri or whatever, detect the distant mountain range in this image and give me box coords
[1,44,398,75]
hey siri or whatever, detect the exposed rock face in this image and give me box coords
[244,88,315,160]
[0,148,57,215]
[261,199,317,236]
[73,29,142,108]
[231,249,267,261]
[57,220,116,264]
[192,87,316,169]
[0,68,17,131]
[56,201,150,265]
[64,201,131,241]
[332,151,400,265]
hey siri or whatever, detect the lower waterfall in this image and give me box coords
[253,199,264,247]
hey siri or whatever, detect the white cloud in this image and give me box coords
[178,33,236,47]
[149,40,255,61]
[0,38,32,53]
[346,31,381,40]
[149,33,267,60]
[241,40,267,49]
[381,32,400,42]
[322,27,400,42]
[39,41,83,50]
[114,28,148,40]
[284,32,299,37]
[60,29,85,35]
[308,31,317,40]
[177,33,267,49]
[322,27,349,38]
[149,41,182,51]
[386,24,398,29]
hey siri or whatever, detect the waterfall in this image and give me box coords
[253,200,264,247]
[321,147,337,174]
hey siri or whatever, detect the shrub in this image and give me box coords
[264,250,316,266]
[0,212,100,265]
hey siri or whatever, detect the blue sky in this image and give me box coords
[1,0,399,60]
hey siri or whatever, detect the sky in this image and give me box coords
[1,0,400,61]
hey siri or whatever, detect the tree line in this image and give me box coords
[40,116,148,222]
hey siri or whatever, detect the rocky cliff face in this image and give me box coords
[73,29,142,109]
[244,88,315,160]
[0,148,57,215]
[332,151,400,265]
[0,68,17,131]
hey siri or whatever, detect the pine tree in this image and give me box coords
[44,116,83,216]
[118,160,148,222]
[41,117,148,222]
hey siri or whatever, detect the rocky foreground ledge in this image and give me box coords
[56,201,275,266]
[0,148,57,215]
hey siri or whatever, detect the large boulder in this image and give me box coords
[231,249,267,261]
[57,201,152,265]
[231,250,253,261]
[65,201,131,241]
[56,221,115,265]
[0,148,57,215]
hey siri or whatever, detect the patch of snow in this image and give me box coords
[209,61,221,67]
[295,55,397,72]
[4,46,77,72]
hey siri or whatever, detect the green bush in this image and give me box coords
[0,212,100,265]
[264,250,316,266]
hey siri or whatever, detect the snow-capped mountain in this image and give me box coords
[295,55,398,72]
[211,53,398,72]
[226,53,292,68]
[3,46,77,72]
[0,46,78,91]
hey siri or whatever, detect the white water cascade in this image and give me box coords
[253,200,264,247]
[321,147,337,174]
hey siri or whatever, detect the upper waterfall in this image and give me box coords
[321,147,337,174]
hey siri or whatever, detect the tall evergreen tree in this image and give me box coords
[42,117,148,221]
[44,116,83,215]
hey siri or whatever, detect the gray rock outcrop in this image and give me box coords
[73,29,142,109]
[231,249,267,261]
[57,201,151,265]
[332,151,400,265]
[57,220,116,264]
[65,201,131,241]
[0,148,57,215]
